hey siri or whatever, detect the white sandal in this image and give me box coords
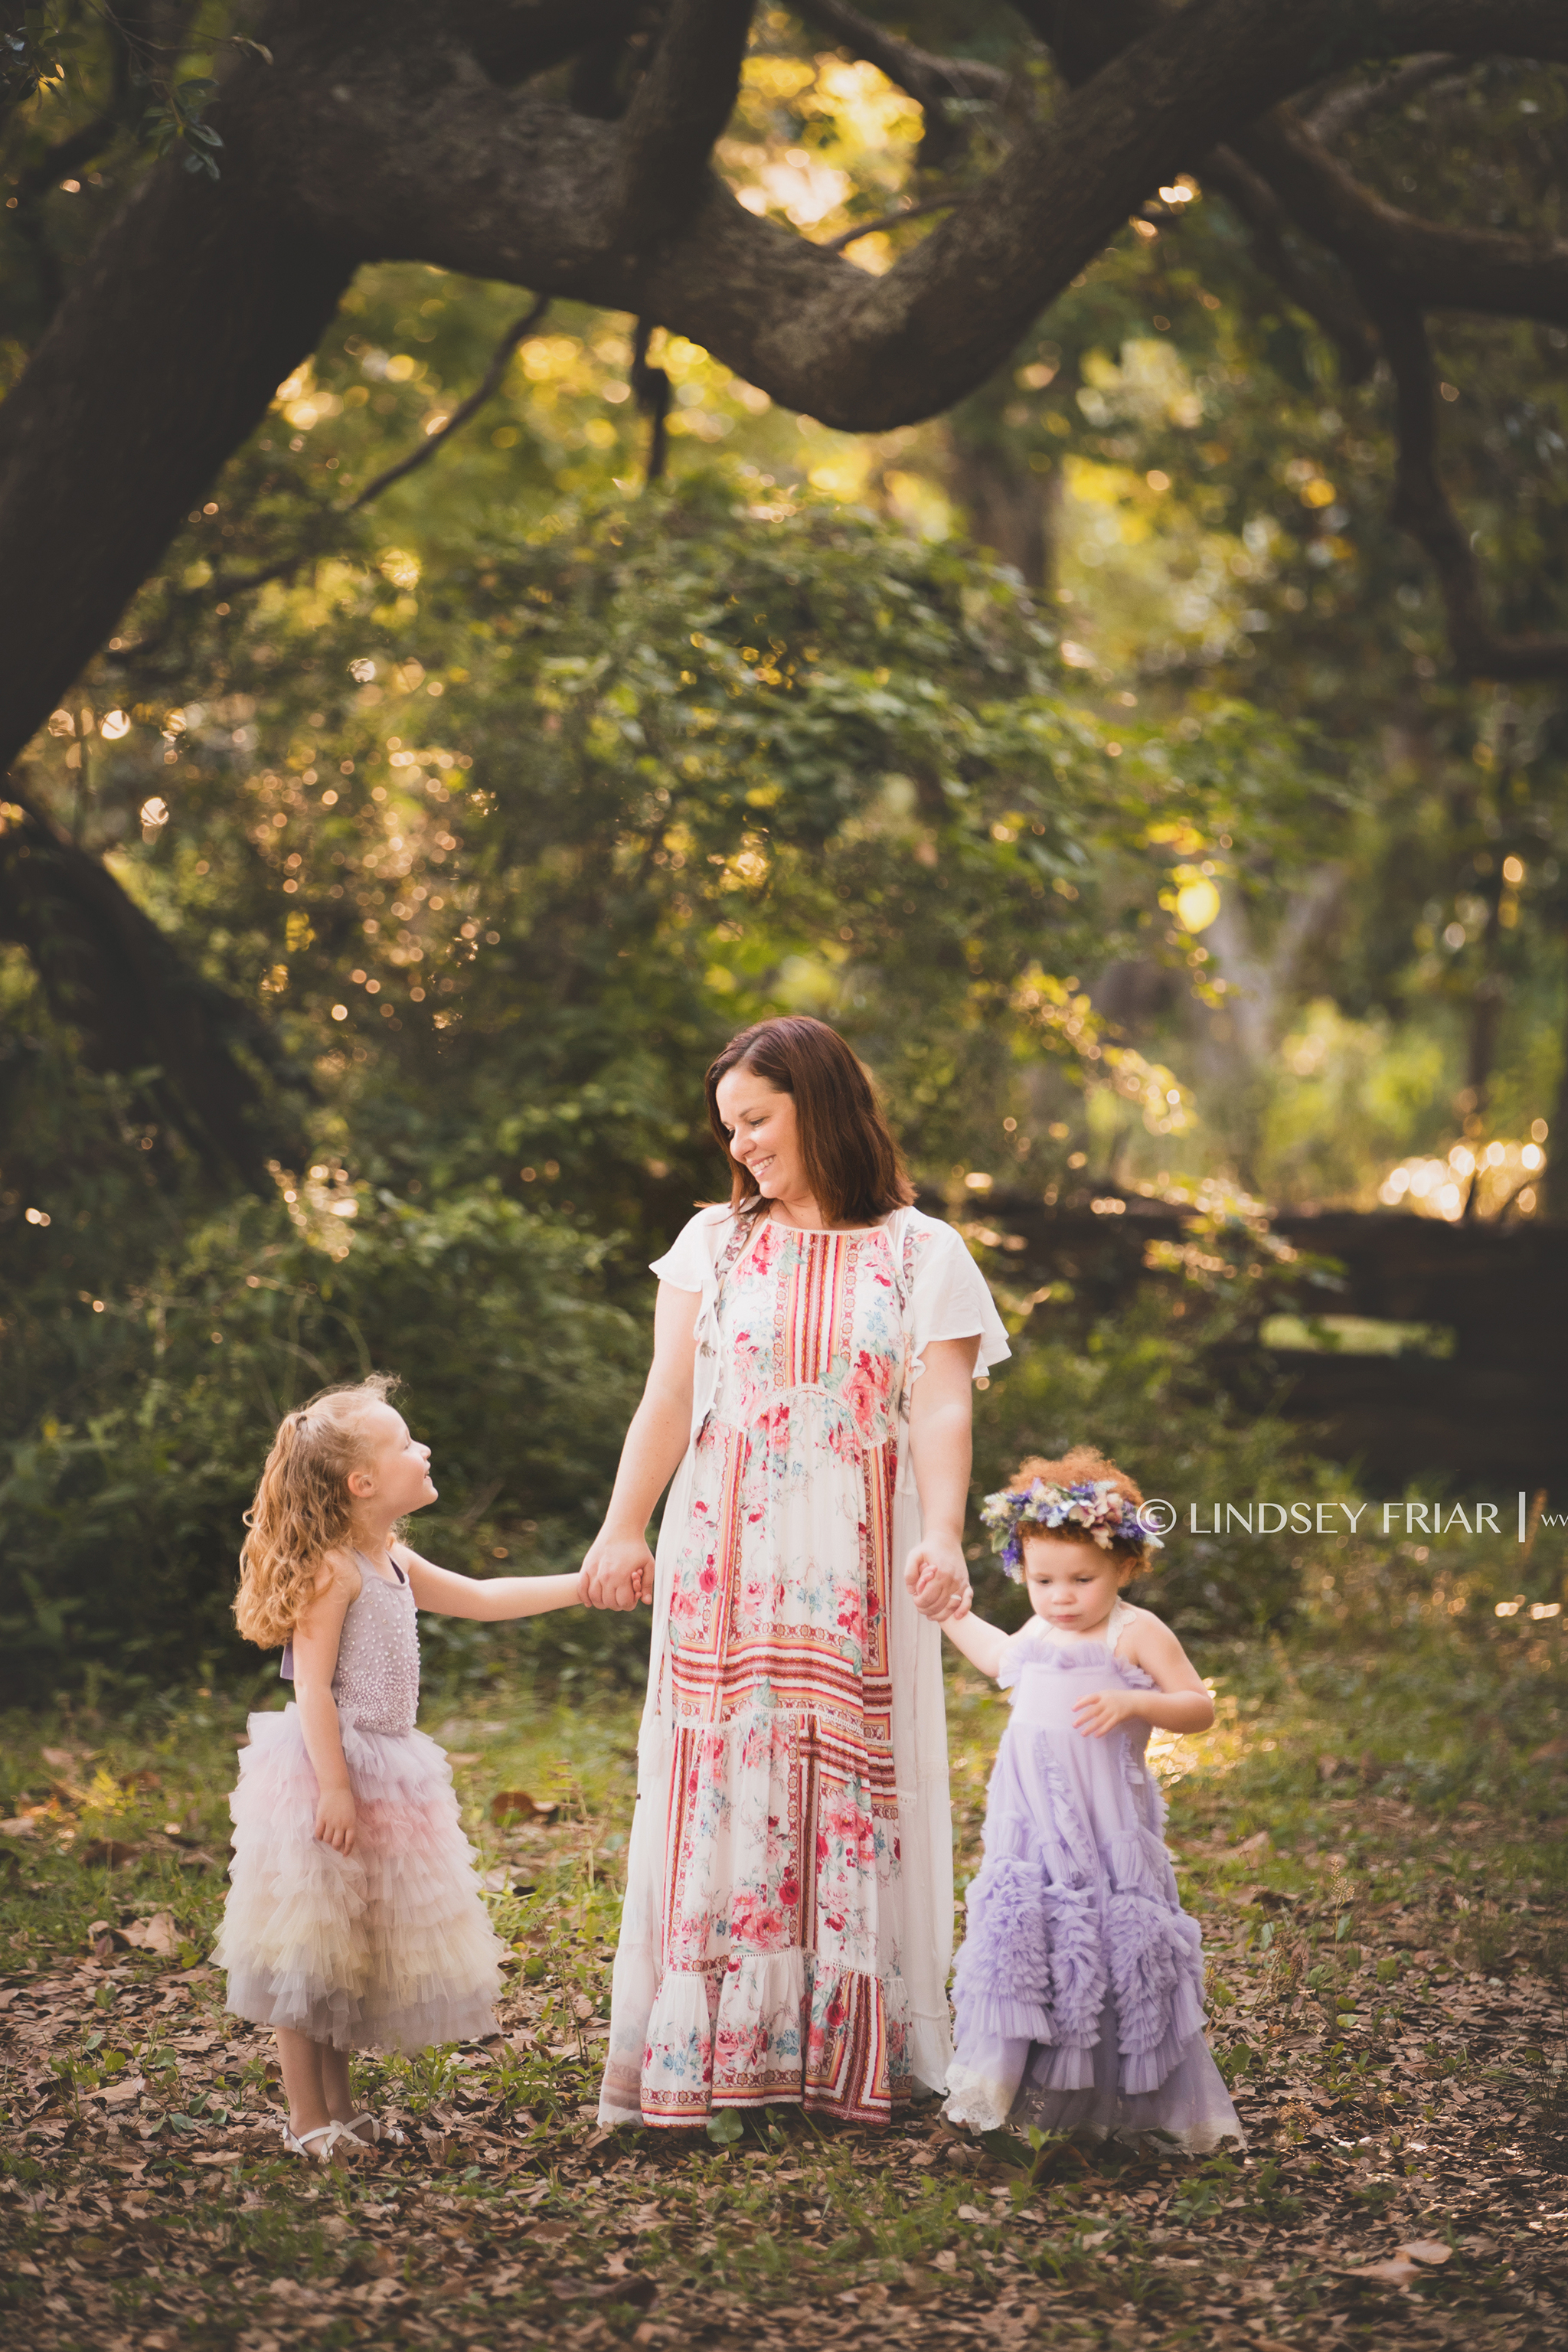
[345,2111,408,2148]
[281,2119,359,2161]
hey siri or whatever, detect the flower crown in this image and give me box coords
[981,1476,1162,1582]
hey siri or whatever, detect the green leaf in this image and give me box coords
[704,2109,743,2146]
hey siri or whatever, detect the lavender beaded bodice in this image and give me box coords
[332,1557,420,1734]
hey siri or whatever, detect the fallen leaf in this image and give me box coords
[93,2076,146,2106]
[1398,2239,1452,2265]
[0,1817,38,1838]
[77,1839,144,1869]
[1528,1735,1568,1763]
[41,1746,78,1769]
[1342,2256,1419,2286]
[119,1913,179,1957]
[490,1789,558,1824]
[1235,1828,1271,1854]
[447,1752,482,1767]
[933,2249,958,2272]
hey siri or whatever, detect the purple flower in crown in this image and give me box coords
[979,1470,1164,1583]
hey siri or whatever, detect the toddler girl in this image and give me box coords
[942,1447,1241,2149]
[214,1377,584,2160]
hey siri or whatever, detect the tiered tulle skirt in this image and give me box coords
[214,1706,505,2053]
[944,1645,1242,2151]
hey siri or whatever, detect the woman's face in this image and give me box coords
[1021,1532,1129,1633]
[714,1068,805,1205]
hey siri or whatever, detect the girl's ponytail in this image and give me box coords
[234,1377,397,1648]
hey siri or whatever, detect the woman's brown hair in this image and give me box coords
[234,1377,398,1648]
[705,1015,915,1227]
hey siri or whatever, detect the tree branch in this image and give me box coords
[822,194,961,253]
[1380,300,1568,681]
[1200,146,1378,381]
[611,0,755,247]
[1233,105,1568,327]
[347,293,549,508]
[1302,52,1462,144]
[0,782,306,1184]
[796,0,1011,106]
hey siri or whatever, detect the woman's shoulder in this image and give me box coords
[900,1205,969,1259]
[651,1203,735,1288]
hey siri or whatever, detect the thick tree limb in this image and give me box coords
[611,0,755,247]
[3,0,1568,779]
[0,786,305,1184]
[798,1,1011,106]
[1380,302,1568,681]
[1233,105,1568,327]
[1303,53,1462,144]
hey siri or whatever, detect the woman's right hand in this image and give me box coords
[581,1531,654,1611]
[313,1786,357,1854]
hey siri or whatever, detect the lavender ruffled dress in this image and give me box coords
[944,1603,1242,2148]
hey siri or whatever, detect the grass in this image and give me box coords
[1,1541,1565,2349]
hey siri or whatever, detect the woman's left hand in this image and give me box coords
[904,1534,972,1623]
[1072,1688,1136,1739]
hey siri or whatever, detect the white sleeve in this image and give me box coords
[649,1207,724,1293]
[908,1216,1011,1381]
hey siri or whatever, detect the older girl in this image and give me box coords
[586,1014,1009,2130]
[215,1377,582,2160]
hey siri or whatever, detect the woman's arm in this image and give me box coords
[580,1279,701,1611]
[1071,1612,1217,1738]
[290,1555,360,1854]
[399,1552,583,1619]
[940,1609,1010,1681]
[903,1333,980,1623]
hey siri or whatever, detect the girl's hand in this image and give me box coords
[904,1533,973,1624]
[313,1787,358,1853]
[581,1533,652,1611]
[1072,1688,1137,1739]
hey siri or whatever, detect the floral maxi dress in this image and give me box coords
[599,1204,1009,2129]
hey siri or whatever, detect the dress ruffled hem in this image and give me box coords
[632,1949,910,2128]
[213,1704,504,2055]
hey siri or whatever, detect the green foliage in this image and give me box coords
[972,1295,1335,1636]
[0,1183,645,1698]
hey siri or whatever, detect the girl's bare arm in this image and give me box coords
[940,1607,1010,1682]
[1073,1610,1216,1738]
[290,1554,360,1852]
[399,1552,583,1619]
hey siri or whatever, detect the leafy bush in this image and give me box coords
[0,1184,645,1700]
[973,1295,1337,1638]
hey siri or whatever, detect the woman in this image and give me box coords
[585,1016,1008,2128]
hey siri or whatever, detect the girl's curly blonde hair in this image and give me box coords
[234,1377,398,1648]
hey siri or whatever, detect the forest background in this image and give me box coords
[4,5,1568,1704]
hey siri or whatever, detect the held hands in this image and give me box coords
[580,1531,652,1612]
[1072,1687,1138,1740]
[313,1785,358,1854]
[903,1533,973,1624]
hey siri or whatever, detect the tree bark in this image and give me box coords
[6,0,1566,773]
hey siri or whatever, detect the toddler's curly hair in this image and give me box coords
[1008,1445,1149,1563]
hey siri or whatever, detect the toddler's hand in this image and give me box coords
[314,1787,358,1854]
[1072,1689,1134,1740]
